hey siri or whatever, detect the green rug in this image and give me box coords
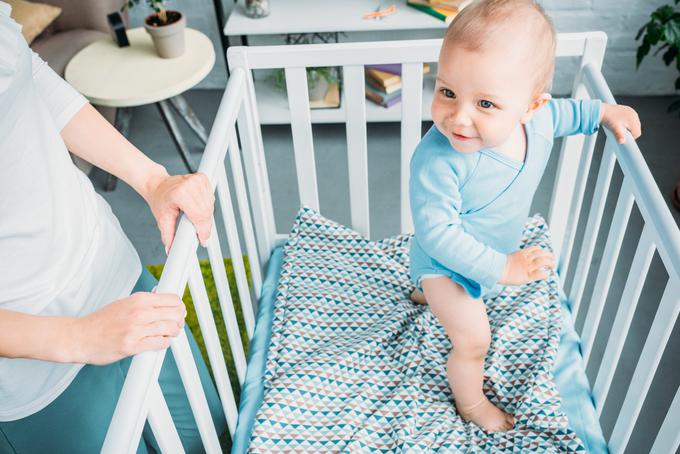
[146,257,251,406]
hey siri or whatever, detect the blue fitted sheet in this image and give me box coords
[231,247,608,453]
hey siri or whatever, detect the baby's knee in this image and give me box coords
[451,332,491,359]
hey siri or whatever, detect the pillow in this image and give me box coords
[6,0,61,44]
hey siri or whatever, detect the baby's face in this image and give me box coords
[432,42,546,154]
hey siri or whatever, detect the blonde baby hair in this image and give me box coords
[444,0,557,96]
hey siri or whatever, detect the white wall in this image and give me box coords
[126,0,679,95]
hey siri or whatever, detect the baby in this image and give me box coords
[409,0,641,433]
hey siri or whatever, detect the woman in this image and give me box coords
[0,3,225,452]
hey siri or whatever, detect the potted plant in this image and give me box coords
[271,66,338,101]
[123,0,186,58]
[635,0,680,116]
[270,32,342,101]
[635,0,680,209]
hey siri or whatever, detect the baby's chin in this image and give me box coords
[446,136,483,154]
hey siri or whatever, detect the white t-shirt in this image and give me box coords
[0,3,142,421]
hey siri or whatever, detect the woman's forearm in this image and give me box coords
[0,309,78,363]
[59,103,169,202]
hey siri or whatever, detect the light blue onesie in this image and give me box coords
[409,98,602,299]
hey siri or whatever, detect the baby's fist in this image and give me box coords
[499,246,556,286]
[600,103,641,144]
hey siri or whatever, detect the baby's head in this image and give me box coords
[433,0,556,153]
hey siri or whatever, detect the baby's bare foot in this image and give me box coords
[456,397,515,433]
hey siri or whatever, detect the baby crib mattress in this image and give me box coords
[232,208,608,453]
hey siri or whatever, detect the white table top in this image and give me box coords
[65,28,215,107]
[224,0,448,36]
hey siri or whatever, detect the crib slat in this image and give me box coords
[582,178,634,366]
[286,66,319,210]
[592,224,655,414]
[216,167,256,338]
[237,68,278,267]
[169,327,222,452]
[650,385,680,454]
[400,62,423,234]
[548,33,607,262]
[557,131,598,277]
[204,222,249,382]
[343,64,370,238]
[147,382,184,452]
[609,279,680,454]
[188,256,240,436]
[226,130,263,297]
[568,137,616,318]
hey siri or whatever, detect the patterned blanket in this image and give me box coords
[248,208,586,452]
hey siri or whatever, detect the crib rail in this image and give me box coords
[102,68,258,453]
[561,63,680,454]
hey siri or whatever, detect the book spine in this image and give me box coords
[407,3,447,21]
[428,2,458,12]
[366,77,401,94]
[382,94,402,108]
[366,69,401,87]
[366,91,402,108]
[366,86,401,103]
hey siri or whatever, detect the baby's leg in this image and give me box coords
[421,277,514,432]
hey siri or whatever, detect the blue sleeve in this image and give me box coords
[409,146,507,290]
[548,98,602,138]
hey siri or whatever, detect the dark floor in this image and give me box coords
[92,90,680,454]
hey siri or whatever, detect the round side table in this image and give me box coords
[65,27,216,190]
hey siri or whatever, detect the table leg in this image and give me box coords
[104,106,133,192]
[211,0,231,75]
[169,95,208,144]
[157,100,198,173]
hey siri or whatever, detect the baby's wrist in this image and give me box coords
[499,254,512,284]
[599,102,607,123]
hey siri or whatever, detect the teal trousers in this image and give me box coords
[0,267,226,453]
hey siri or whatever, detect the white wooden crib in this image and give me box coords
[101,32,680,453]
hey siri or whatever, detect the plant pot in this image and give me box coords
[245,0,270,18]
[308,75,329,101]
[144,10,186,59]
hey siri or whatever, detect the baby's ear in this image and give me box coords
[521,93,552,123]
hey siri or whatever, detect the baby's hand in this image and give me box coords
[600,103,642,144]
[499,246,555,286]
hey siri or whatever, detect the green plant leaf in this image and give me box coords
[636,38,651,68]
[675,75,680,89]
[654,42,670,56]
[664,20,680,44]
[663,44,678,65]
[652,5,675,23]
[648,22,663,45]
[635,23,648,41]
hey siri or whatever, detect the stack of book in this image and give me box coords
[406,0,472,24]
[365,63,430,108]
